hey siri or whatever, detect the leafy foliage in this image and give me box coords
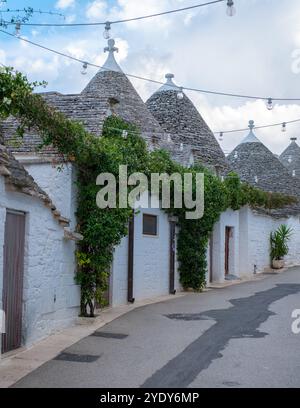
[0,67,298,311]
[270,224,293,260]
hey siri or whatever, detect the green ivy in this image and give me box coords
[1,67,298,313]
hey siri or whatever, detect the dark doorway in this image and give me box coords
[169,221,176,294]
[225,226,233,276]
[2,210,26,354]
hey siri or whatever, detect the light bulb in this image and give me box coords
[15,22,21,37]
[177,87,184,100]
[103,22,111,40]
[226,0,236,17]
[219,132,223,141]
[81,62,88,75]
[282,122,286,132]
[266,98,273,110]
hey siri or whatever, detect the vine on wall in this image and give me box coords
[0,67,297,314]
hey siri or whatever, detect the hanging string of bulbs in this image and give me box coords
[3,1,234,31]
[1,28,300,109]
[216,118,300,141]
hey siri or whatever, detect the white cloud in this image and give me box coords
[55,0,75,10]
[86,0,108,21]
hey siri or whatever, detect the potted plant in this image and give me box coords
[270,225,293,269]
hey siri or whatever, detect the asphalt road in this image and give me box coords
[13,267,300,388]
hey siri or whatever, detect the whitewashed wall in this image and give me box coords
[23,162,77,228]
[111,194,180,306]
[246,207,300,273]
[0,175,80,350]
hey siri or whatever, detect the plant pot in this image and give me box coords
[272,259,284,269]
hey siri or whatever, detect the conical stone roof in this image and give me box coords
[227,121,300,215]
[279,137,300,179]
[81,38,165,143]
[146,73,228,172]
[1,39,165,156]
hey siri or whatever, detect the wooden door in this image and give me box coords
[169,222,176,294]
[2,211,25,354]
[225,226,231,276]
[127,216,135,303]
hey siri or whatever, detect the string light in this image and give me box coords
[14,21,21,37]
[81,62,88,75]
[281,122,286,132]
[226,0,236,17]
[103,22,111,39]
[1,1,227,28]
[177,87,184,100]
[1,29,300,105]
[267,98,273,111]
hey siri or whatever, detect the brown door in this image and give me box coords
[1,211,25,354]
[127,216,135,303]
[169,222,176,294]
[225,226,231,276]
[209,235,214,283]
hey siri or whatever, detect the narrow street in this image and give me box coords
[13,268,300,388]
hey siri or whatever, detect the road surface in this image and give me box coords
[13,267,300,388]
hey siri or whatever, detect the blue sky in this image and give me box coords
[1,0,300,154]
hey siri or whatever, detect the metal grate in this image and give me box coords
[91,331,128,339]
[54,352,101,363]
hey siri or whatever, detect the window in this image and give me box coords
[143,214,158,236]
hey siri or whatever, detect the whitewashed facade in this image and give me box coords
[0,156,80,351]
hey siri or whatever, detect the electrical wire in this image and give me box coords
[1,29,300,103]
[1,0,225,27]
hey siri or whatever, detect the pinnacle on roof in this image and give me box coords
[156,73,182,93]
[240,120,261,144]
[102,38,123,73]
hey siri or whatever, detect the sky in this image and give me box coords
[1,0,300,154]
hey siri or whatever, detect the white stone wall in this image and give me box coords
[211,209,240,282]
[0,176,80,350]
[23,162,77,228]
[246,208,300,273]
[112,195,180,306]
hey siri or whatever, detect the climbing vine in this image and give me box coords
[0,67,298,314]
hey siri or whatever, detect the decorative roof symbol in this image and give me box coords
[102,38,122,73]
